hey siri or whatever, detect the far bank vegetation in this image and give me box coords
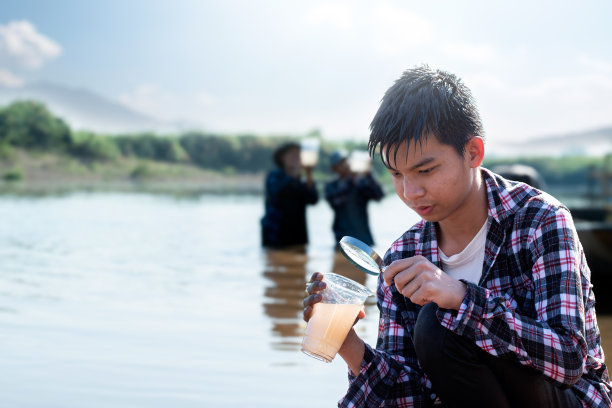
[0,100,607,193]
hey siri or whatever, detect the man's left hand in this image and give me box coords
[383,256,467,310]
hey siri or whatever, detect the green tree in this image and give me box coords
[0,100,72,150]
[71,131,120,161]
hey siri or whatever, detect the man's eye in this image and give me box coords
[419,167,435,174]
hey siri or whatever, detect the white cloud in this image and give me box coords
[0,68,24,87]
[0,20,62,69]
[578,55,612,73]
[368,5,434,53]
[441,42,495,63]
[303,2,433,54]
[304,2,354,31]
[196,91,215,106]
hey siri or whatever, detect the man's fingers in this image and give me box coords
[303,305,313,322]
[358,306,366,319]
[303,293,322,308]
[382,257,418,286]
[309,272,324,283]
[398,272,429,300]
[306,281,326,295]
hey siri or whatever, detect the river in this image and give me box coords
[0,192,610,407]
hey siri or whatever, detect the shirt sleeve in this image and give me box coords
[437,207,588,387]
[325,180,352,209]
[268,170,318,204]
[356,175,384,201]
[339,277,433,407]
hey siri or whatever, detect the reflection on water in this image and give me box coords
[263,247,309,350]
[262,246,377,353]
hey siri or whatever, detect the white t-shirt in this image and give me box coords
[439,218,489,284]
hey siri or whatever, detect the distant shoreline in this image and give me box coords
[0,150,267,195]
[0,173,266,195]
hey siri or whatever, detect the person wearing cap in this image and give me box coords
[325,150,384,246]
[261,142,319,248]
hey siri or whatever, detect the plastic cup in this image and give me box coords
[348,150,371,174]
[301,273,373,362]
[300,138,320,167]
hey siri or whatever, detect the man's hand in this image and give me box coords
[382,256,467,310]
[303,272,367,376]
[302,272,366,322]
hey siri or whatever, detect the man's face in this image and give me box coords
[281,147,301,175]
[332,158,351,178]
[384,135,477,222]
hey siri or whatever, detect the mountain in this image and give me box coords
[488,127,612,157]
[0,81,187,134]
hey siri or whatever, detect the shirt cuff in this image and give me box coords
[438,281,488,335]
[347,342,376,382]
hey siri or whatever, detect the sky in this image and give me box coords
[1,0,612,149]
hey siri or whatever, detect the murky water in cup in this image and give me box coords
[301,273,373,362]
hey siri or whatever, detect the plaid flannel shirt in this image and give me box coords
[339,168,612,408]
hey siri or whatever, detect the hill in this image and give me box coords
[0,81,182,134]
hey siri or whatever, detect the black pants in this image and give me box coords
[413,303,583,408]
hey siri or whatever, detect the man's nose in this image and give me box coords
[403,178,425,201]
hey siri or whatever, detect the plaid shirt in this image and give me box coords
[339,168,612,407]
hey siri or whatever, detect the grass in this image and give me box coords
[0,149,264,195]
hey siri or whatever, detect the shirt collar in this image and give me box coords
[481,167,533,225]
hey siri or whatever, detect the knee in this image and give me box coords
[413,303,445,369]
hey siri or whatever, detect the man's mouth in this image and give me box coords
[413,205,434,216]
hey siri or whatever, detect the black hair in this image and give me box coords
[368,65,484,167]
[273,142,300,168]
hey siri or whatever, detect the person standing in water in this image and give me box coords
[261,142,319,248]
[325,150,384,246]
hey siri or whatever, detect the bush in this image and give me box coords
[3,167,23,181]
[130,162,154,179]
[71,131,120,161]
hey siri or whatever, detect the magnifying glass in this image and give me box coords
[338,236,385,276]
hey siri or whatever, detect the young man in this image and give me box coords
[261,142,318,247]
[325,150,384,246]
[303,66,611,407]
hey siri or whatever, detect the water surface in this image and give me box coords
[0,192,610,407]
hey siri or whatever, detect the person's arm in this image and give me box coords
[356,173,384,201]
[266,169,297,198]
[325,179,352,209]
[338,276,432,407]
[304,272,432,407]
[437,207,588,387]
[268,169,318,204]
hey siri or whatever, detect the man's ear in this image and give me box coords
[465,136,485,168]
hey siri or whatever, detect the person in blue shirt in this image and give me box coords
[325,150,384,246]
[261,142,319,248]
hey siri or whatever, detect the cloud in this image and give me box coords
[441,42,496,63]
[303,2,433,54]
[0,20,62,69]
[368,4,434,53]
[304,3,354,31]
[578,55,612,73]
[0,68,24,87]
[196,91,215,106]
